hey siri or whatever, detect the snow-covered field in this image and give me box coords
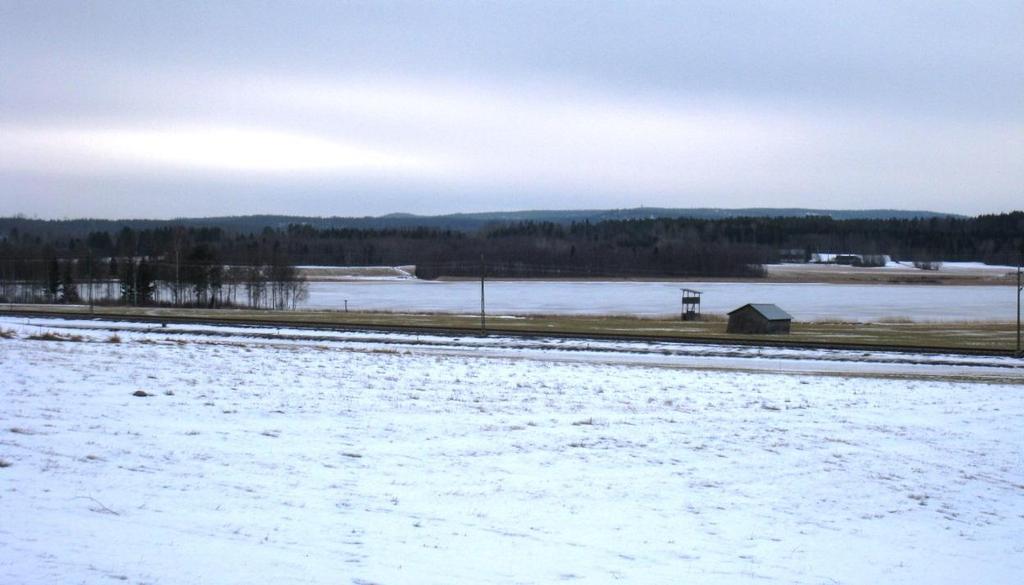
[2,316,1023,584]
[767,260,1018,277]
[296,266,417,281]
[302,279,1017,322]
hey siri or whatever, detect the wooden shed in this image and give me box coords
[727,304,793,334]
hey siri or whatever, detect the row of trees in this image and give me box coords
[551,213,1024,265]
[0,240,307,309]
[2,212,1021,306]
[2,221,771,283]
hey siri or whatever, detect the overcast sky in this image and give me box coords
[1,1,1021,219]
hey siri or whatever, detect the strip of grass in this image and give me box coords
[2,304,1018,352]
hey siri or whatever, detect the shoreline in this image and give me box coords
[298,264,1018,286]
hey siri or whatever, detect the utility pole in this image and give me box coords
[480,253,486,333]
[175,246,181,307]
[133,257,138,307]
[1017,251,1022,358]
[88,249,94,314]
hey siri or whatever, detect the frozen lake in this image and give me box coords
[302,280,1017,322]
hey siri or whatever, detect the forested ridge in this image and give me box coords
[0,206,959,237]
[0,211,1021,305]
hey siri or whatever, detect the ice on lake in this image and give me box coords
[302,280,1017,322]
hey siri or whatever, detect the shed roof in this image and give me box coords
[728,303,793,321]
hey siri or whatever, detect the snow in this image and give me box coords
[794,258,1015,273]
[6,315,1024,380]
[940,262,1018,272]
[774,260,910,271]
[296,266,416,281]
[301,280,1018,322]
[2,317,1023,584]
[809,253,893,264]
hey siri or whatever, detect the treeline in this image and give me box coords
[0,227,307,308]
[0,207,959,239]
[273,212,1021,272]
[1,212,1021,304]
[673,212,1023,264]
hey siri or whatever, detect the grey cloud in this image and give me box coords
[0,1,1021,218]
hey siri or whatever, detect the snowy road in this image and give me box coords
[1,317,1023,584]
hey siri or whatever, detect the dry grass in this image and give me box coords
[0,328,15,339]
[874,316,917,324]
[107,333,122,343]
[4,305,1017,352]
[699,313,728,323]
[27,331,84,342]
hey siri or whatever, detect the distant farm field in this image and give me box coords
[2,304,1019,352]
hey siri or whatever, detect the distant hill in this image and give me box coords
[0,207,962,236]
